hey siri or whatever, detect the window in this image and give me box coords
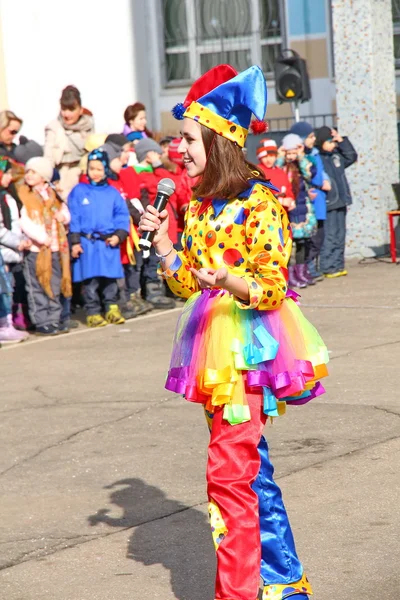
[162,0,285,85]
[393,0,400,68]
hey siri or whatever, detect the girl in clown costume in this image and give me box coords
[139,65,328,600]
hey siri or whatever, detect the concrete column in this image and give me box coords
[331,0,399,256]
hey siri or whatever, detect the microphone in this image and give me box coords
[139,178,176,257]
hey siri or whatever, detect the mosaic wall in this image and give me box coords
[332,0,399,256]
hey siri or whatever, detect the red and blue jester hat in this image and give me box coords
[172,64,268,146]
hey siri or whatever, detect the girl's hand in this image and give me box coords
[18,239,31,251]
[54,210,66,223]
[71,243,83,258]
[322,180,331,192]
[106,235,120,247]
[190,267,229,289]
[308,188,317,201]
[297,144,305,160]
[331,128,343,143]
[138,204,170,245]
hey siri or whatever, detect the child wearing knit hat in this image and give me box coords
[256,138,295,211]
[289,122,331,280]
[276,133,317,288]
[19,157,72,335]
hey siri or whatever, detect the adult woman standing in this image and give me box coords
[139,65,328,600]
[44,85,94,200]
[0,111,23,159]
[122,102,153,144]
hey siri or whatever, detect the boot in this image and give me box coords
[145,282,176,310]
[12,303,32,331]
[120,300,137,320]
[105,304,125,325]
[301,263,316,285]
[130,290,153,316]
[0,315,29,343]
[87,314,107,328]
[288,265,306,289]
[295,264,313,286]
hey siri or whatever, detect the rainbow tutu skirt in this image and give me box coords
[165,289,329,425]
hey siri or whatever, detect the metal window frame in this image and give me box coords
[161,0,287,86]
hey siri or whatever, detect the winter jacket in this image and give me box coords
[257,165,294,200]
[0,142,16,160]
[306,148,328,221]
[44,113,94,201]
[318,137,357,211]
[133,164,180,244]
[0,191,23,263]
[68,182,129,282]
[276,156,315,224]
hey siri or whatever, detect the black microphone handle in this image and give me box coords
[139,191,170,250]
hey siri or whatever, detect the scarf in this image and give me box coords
[87,148,111,186]
[18,184,72,299]
[58,112,93,133]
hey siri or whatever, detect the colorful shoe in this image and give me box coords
[87,314,108,328]
[105,304,125,325]
[325,271,346,278]
[338,269,348,276]
[0,316,29,343]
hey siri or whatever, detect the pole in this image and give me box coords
[294,101,300,123]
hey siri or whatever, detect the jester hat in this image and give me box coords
[172,64,268,147]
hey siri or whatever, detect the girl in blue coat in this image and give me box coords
[69,148,130,327]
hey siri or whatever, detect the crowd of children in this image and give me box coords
[0,84,356,345]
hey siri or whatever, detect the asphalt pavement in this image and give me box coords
[0,257,399,600]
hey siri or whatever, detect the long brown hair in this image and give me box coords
[194,125,265,199]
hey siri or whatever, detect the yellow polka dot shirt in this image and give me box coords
[161,182,293,311]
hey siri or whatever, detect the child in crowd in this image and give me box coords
[277,134,316,288]
[68,148,129,328]
[132,138,179,309]
[0,160,30,343]
[290,122,331,280]
[0,157,31,331]
[256,138,295,211]
[102,141,153,318]
[123,102,152,144]
[19,157,72,336]
[315,126,357,278]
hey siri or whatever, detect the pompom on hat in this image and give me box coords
[172,64,268,148]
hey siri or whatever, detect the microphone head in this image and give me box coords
[157,178,176,197]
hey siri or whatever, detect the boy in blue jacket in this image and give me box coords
[69,148,130,327]
[315,126,357,277]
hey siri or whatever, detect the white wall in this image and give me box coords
[0,0,146,143]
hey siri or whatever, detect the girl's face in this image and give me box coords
[178,118,207,178]
[304,132,316,149]
[61,104,83,126]
[0,119,21,145]
[25,169,45,188]
[261,154,277,169]
[285,148,299,162]
[1,170,12,188]
[129,110,147,132]
[88,160,105,183]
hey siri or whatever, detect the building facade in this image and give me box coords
[0,0,398,255]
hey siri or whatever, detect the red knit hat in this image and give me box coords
[168,137,184,167]
[256,138,278,158]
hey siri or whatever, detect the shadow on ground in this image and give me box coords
[88,478,214,600]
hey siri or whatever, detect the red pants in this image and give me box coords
[207,383,267,600]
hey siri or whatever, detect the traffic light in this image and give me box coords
[274,49,311,104]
